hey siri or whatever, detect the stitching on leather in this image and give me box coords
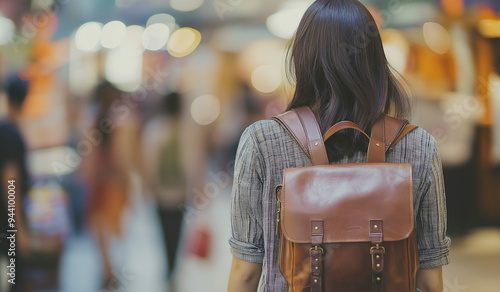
[367,137,372,163]
[282,170,289,242]
[382,116,386,162]
[284,120,309,157]
[407,166,414,235]
[309,109,329,164]
[294,108,316,165]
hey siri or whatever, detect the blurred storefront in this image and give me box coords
[0,0,499,291]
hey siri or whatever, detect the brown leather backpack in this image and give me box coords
[273,106,419,292]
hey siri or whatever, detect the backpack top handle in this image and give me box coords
[323,121,370,141]
[322,118,386,163]
[273,106,416,165]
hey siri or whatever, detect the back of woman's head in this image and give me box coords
[286,0,411,161]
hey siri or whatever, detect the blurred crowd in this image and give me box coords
[0,0,499,291]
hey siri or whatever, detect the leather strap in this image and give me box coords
[323,121,370,141]
[367,116,386,163]
[311,221,324,292]
[273,107,418,165]
[390,124,419,147]
[383,115,408,150]
[273,109,311,157]
[273,107,329,166]
[294,107,329,166]
[370,220,384,292]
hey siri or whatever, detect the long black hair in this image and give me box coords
[286,0,411,162]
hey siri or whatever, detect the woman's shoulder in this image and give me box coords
[242,119,286,142]
[388,125,439,173]
[244,120,438,149]
[398,126,438,151]
[239,119,297,159]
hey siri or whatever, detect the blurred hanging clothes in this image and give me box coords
[142,92,187,286]
[412,21,482,235]
[491,74,500,169]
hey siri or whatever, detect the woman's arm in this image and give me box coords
[415,137,450,289]
[228,257,262,292]
[417,267,443,292]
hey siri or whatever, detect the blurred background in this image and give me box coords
[0,0,499,291]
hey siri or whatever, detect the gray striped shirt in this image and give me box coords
[229,119,451,292]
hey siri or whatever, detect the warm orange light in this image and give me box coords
[478,19,500,38]
[478,6,496,20]
[441,0,464,17]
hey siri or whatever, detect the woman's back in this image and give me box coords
[228,0,450,291]
[229,119,450,291]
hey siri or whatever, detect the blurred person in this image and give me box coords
[0,73,31,292]
[141,92,186,290]
[81,81,141,288]
[228,0,450,291]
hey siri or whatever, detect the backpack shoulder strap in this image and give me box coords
[272,109,310,157]
[272,106,329,166]
[273,107,418,164]
[383,115,418,150]
[391,124,419,147]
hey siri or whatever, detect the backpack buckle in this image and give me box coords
[370,244,385,254]
[310,246,324,255]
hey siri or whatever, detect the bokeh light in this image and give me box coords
[75,22,103,52]
[119,25,145,55]
[478,19,500,38]
[191,94,221,125]
[100,21,127,49]
[170,0,205,12]
[147,13,177,32]
[0,17,15,45]
[237,39,287,88]
[167,27,202,58]
[105,48,143,92]
[266,0,313,39]
[142,23,170,51]
[423,22,451,55]
[382,29,410,74]
[251,65,282,94]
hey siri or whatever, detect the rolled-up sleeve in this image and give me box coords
[229,127,265,263]
[416,141,451,269]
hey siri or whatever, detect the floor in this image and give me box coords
[442,228,500,292]
[18,188,500,292]
[58,191,233,292]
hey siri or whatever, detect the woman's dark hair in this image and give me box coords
[93,81,124,145]
[286,0,411,162]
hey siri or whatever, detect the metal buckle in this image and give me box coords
[309,246,324,255]
[370,244,385,254]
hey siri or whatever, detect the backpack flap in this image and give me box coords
[280,163,414,244]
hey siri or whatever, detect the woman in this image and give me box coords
[142,92,187,290]
[82,82,141,288]
[228,0,450,291]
